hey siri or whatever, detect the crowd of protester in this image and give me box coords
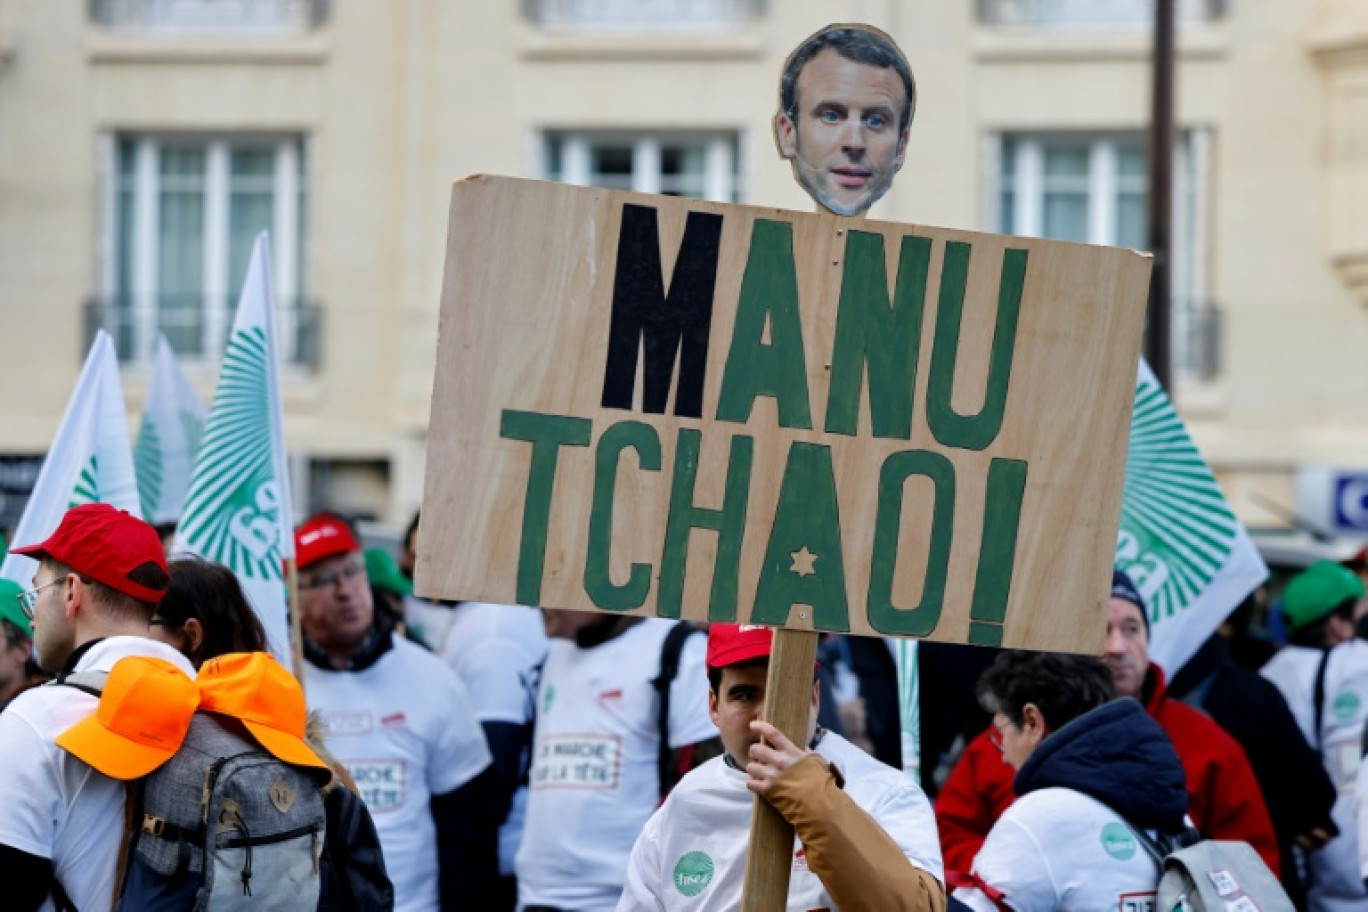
[1,502,1367,911]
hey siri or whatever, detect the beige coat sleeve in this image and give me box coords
[765,753,946,912]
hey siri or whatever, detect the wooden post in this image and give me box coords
[285,556,305,686]
[741,627,820,911]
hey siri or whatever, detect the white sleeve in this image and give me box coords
[617,806,667,912]
[868,782,945,885]
[666,631,718,749]
[0,710,61,858]
[960,815,1058,912]
[446,637,540,726]
[426,665,494,795]
[1357,757,1368,881]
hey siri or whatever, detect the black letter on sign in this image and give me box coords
[601,204,723,418]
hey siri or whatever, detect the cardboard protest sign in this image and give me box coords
[419,176,1150,654]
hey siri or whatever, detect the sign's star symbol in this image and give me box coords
[790,546,818,577]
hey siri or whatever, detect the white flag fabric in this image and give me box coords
[1116,359,1268,674]
[176,234,296,664]
[135,333,208,525]
[2,331,141,585]
[893,639,920,778]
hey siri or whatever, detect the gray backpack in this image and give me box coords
[1127,824,1294,912]
[62,672,329,912]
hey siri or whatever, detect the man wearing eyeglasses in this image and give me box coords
[295,513,501,912]
[0,503,193,912]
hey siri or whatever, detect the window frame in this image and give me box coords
[989,128,1214,379]
[543,130,743,203]
[101,132,306,366]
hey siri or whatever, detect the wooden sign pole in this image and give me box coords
[741,627,820,911]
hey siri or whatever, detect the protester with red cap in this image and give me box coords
[0,503,194,912]
[293,512,499,912]
[618,623,945,911]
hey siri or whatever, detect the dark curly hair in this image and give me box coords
[977,650,1114,732]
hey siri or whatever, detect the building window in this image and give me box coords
[90,0,328,35]
[545,132,741,202]
[524,0,764,32]
[101,135,310,365]
[995,130,1216,378]
[977,0,1224,30]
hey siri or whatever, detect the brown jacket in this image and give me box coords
[768,753,946,912]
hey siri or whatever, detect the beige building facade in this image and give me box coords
[0,0,1365,536]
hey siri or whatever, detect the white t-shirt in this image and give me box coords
[307,635,493,912]
[1262,640,1368,911]
[516,619,716,912]
[1356,756,1368,882]
[0,636,196,912]
[953,787,1159,912]
[617,731,944,911]
[438,601,547,876]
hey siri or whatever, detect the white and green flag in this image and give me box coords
[1116,359,1267,674]
[894,639,920,778]
[2,330,141,584]
[135,333,207,525]
[176,234,295,663]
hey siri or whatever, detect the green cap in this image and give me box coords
[364,548,413,598]
[0,578,33,639]
[1281,561,1365,630]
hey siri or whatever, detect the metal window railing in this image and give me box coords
[84,295,323,371]
[523,0,764,30]
[89,0,329,34]
[1172,298,1221,381]
[977,0,1225,29]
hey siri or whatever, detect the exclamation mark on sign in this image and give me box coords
[968,459,1028,646]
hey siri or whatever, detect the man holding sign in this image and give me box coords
[618,623,944,911]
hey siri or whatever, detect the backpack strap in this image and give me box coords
[1314,646,1332,753]
[653,622,702,799]
[51,669,108,699]
[944,870,1012,911]
[50,878,78,912]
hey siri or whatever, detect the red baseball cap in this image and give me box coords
[12,503,169,604]
[707,623,779,670]
[294,514,360,570]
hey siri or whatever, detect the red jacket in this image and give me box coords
[934,664,1281,877]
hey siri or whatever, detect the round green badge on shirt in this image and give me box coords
[1100,822,1137,860]
[673,851,714,897]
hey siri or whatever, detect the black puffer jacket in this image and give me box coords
[1014,697,1189,834]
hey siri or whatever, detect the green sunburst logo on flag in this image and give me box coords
[135,421,164,518]
[1116,372,1238,620]
[69,455,100,508]
[177,326,284,582]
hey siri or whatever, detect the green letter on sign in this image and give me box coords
[926,244,1028,451]
[751,443,849,631]
[585,421,661,611]
[716,220,813,430]
[968,458,1028,647]
[500,410,593,606]
[867,450,956,637]
[658,429,754,622]
[825,232,931,439]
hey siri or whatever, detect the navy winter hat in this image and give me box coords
[1111,569,1150,635]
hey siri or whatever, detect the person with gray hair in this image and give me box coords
[774,24,916,216]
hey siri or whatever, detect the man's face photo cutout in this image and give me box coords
[775,24,916,217]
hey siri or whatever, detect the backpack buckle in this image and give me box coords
[142,815,167,837]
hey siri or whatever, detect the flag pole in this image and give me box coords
[285,557,305,685]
